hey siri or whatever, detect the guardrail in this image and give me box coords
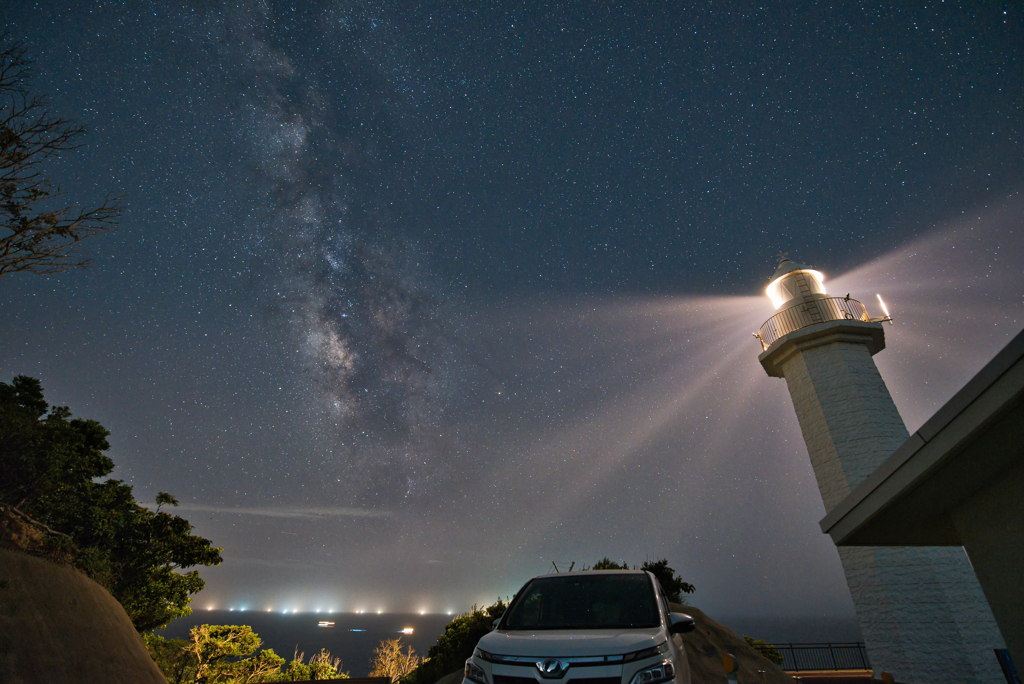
[773,642,870,672]
[756,296,870,350]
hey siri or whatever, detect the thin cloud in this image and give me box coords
[143,503,392,519]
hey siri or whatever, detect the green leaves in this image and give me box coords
[400,599,507,684]
[0,375,222,632]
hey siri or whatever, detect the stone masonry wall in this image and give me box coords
[779,336,1005,684]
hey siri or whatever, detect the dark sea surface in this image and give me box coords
[158,610,863,677]
[714,614,864,645]
[157,611,454,677]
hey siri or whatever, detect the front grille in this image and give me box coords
[493,677,619,684]
[494,677,536,684]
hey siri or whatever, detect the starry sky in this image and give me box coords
[2,2,1022,626]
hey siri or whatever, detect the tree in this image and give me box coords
[0,37,121,279]
[181,624,286,683]
[0,375,222,631]
[640,558,695,604]
[591,557,628,570]
[585,557,695,603]
[399,599,506,684]
[370,639,420,683]
[280,647,348,681]
[144,633,196,684]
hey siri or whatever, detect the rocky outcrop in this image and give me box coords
[0,548,166,683]
[672,604,794,684]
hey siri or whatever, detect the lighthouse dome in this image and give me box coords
[766,258,826,309]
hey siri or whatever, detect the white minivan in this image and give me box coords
[464,571,695,684]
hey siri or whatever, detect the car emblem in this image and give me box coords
[536,659,568,679]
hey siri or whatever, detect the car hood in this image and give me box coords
[477,628,664,658]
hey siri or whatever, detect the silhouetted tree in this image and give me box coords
[591,557,629,570]
[0,37,121,279]
[641,558,695,603]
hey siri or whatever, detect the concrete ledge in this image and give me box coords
[759,320,886,378]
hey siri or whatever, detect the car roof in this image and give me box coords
[529,569,652,579]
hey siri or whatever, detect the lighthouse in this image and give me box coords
[756,259,1005,683]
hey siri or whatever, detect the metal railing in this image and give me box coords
[756,296,870,350]
[773,642,870,672]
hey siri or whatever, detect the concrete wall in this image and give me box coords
[952,459,1024,670]
[765,323,1005,683]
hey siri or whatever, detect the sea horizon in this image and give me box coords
[157,609,864,677]
[157,611,455,677]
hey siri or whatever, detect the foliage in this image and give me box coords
[276,647,348,681]
[146,629,348,683]
[591,557,628,570]
[144,633,196,683]
[399,599,507,684]
[184,624,265,682]
[370,638,420,683]
[0,375,222,631]
[743,636,784,666]
[585,557,695,604]
[640,558,695,604]
[0,38,121,279]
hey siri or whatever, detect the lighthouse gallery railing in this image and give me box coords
[757,296,869,350]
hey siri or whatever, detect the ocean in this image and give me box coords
[156,611,863,677]
[156,611,455,677]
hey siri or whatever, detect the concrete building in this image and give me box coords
[820,327,1024,676]
[756,259,1006,683]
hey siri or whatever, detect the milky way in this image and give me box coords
[194,4,478,502]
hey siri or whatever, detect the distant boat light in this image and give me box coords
[401,628,414,635]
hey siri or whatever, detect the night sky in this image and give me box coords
[2,2,1022,626]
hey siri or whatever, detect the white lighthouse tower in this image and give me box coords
[756,259,1005,683]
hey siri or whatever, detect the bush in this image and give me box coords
[399,599,506,684]
[743,636,783,665]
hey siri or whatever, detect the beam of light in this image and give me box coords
[877,294,892,320]
[444,193,1024,573]
[826,193,1024,431]
[474,293,783,535]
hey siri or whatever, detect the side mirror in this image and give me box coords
[669,612,695,635]
[492,618,501,630]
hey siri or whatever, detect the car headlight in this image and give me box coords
[628,659,675,684]
[465,657,488,684]
[622,641,670,663]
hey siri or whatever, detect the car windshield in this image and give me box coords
[502,574,660,630]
